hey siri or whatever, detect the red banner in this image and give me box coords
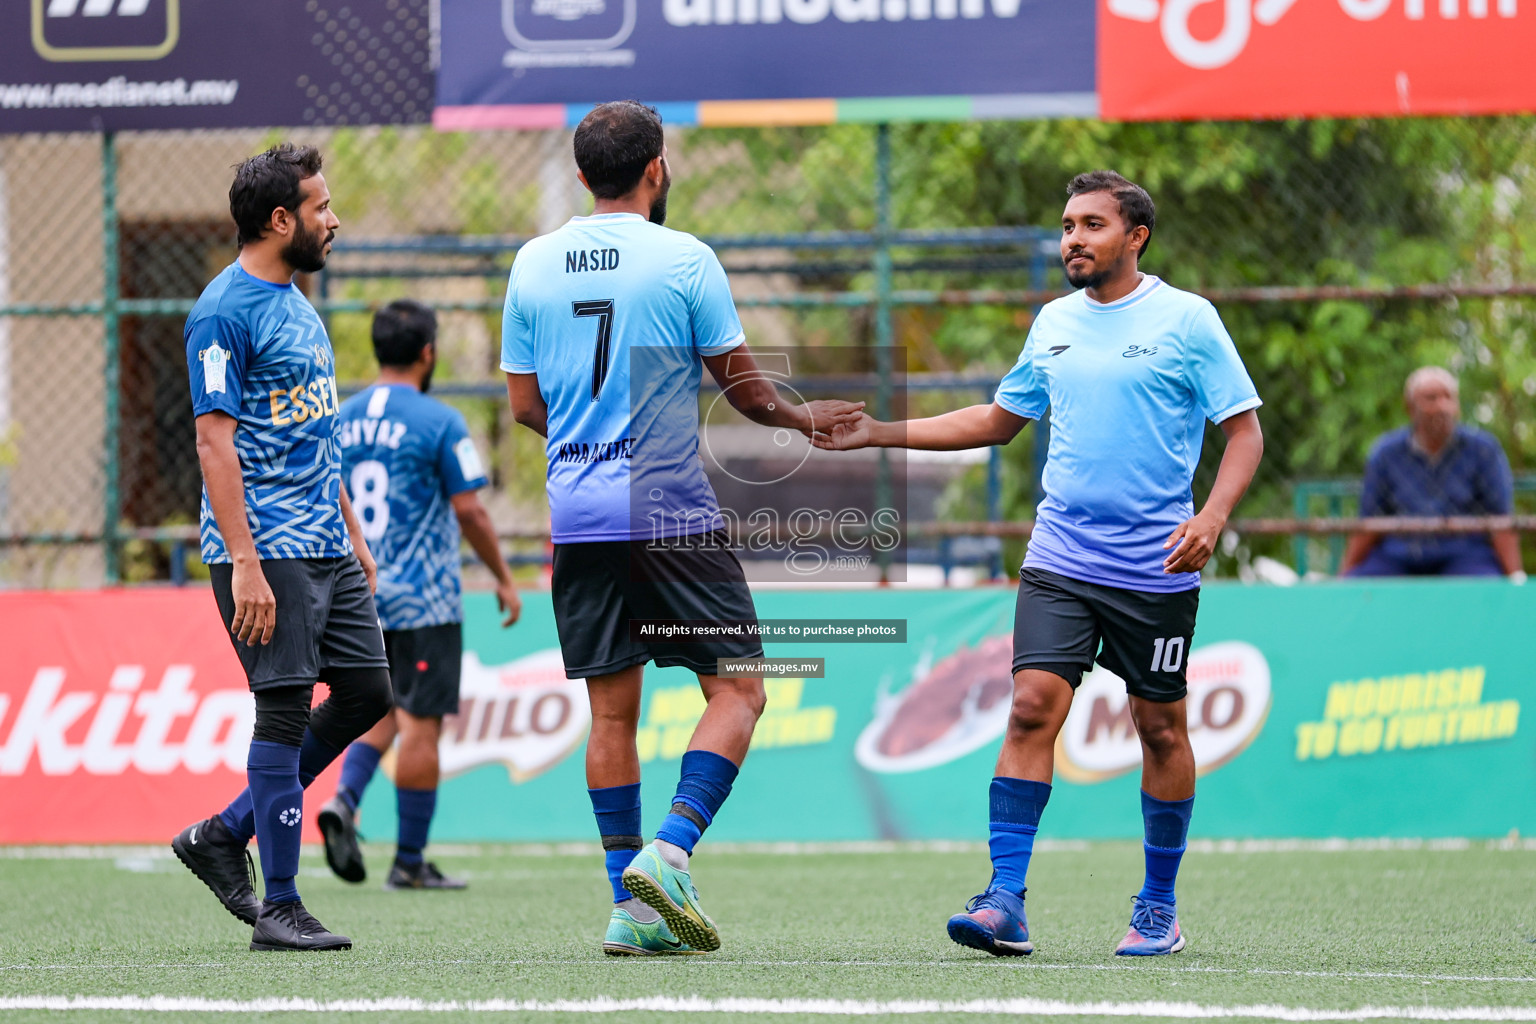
[1099,0,1536,121]
[0,590,340,844]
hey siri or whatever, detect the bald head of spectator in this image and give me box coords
[1404,366,1459,457]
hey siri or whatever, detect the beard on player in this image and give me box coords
[284,214,334,274]
[1062,232,1134,291]
[649,163,672,226]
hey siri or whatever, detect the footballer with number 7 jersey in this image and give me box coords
[502,100,863,957]
[815,170,1264,959]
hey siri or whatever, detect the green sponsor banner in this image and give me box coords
[356,581,1533,842]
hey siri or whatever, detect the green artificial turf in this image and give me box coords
[1,841,1533,1022]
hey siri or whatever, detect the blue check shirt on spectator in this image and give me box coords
[1352,425,1513,576]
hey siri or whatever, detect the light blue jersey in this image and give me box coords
[338,384,489,631]
[500,212,745,543]
[185,261,350,564]
[995,276,1260,592]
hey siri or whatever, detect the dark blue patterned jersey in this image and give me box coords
[337,384,489,630]
[185,261,350,564]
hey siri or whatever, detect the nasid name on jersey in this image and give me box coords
[339,415,408,450]
[566,248,620,273]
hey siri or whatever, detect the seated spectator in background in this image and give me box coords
[1342,366,1522,578]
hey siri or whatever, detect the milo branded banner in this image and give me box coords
[405,580,1532,843]
[0,581,1529,843]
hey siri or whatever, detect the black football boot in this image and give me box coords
[249,900,352,951]
[171,816,260,926]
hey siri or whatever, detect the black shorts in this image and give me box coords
[210,556,388,692]
[551,533,764,679]
[1013,567,1199,703]
[384,623,463,718]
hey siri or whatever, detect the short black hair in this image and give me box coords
[573,101,664,200]
[372,299,437,368]
[1066,170,1156,260]
[229,143,324,247]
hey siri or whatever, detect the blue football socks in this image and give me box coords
[654,750,739,856]
[337,741,385,813]
[246,740,303,904]
[218,729,344,843]
[987,776,1051,894]
[588,783,643,902]
[395,787,436,866]
[1139,790,1194,906]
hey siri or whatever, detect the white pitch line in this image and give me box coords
[2,963,1532,985]
[6,837,1536,860]
[3,995,1536,1019]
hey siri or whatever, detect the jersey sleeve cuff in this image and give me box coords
[1210,395,1263,423]
[697,332,746,357]
[500,360,536,373]
[994,392,1044,420]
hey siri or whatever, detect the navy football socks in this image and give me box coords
[337,741,385,813]
[218,730,345,843]
[247,740,303,904]
[987,776,1051,895]
[395,787,436,866]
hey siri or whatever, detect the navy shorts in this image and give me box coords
[1013,567,1199,703]
[210,556,388,691]
[384,623,463,718]
[551,532,764,679]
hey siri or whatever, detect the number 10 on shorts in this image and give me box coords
[1150,636,1186,673]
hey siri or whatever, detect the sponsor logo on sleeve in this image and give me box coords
[201,345,229,395]
[454,438,486,482]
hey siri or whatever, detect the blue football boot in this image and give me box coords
[1114,895,1186,956]
[946,887,1033,956]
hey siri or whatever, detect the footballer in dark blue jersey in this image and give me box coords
[171,145,393,953]
[318,300,522,891]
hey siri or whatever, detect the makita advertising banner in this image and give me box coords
[0,0,433,133]
[1098,0,1536,121]
[432,0,1096,128]
[1,581,1529,844]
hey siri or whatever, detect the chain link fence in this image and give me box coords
[2,116,1534,587]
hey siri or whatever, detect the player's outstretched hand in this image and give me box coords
[230,560,277,646]
[1163,510,1224,573]
[497,581,523,628]
[810,411,875,452]
[798,399,866,439]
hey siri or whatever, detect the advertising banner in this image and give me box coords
[433,0,1096,129]
[0,589,348,845]
[0,0,434,133]
[1098,0,1536,121]
[1,580,1530,844]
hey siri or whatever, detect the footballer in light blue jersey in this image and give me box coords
[338,383,489,630]
[815,171,1265,962]
[324,299,522,892]
[995,274,1260,592]
[186,260,349,563]
[502,102,863,957]
[501,211,744,543]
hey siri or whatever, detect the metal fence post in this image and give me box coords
[873,123,894,583]
[102,131,122,584]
